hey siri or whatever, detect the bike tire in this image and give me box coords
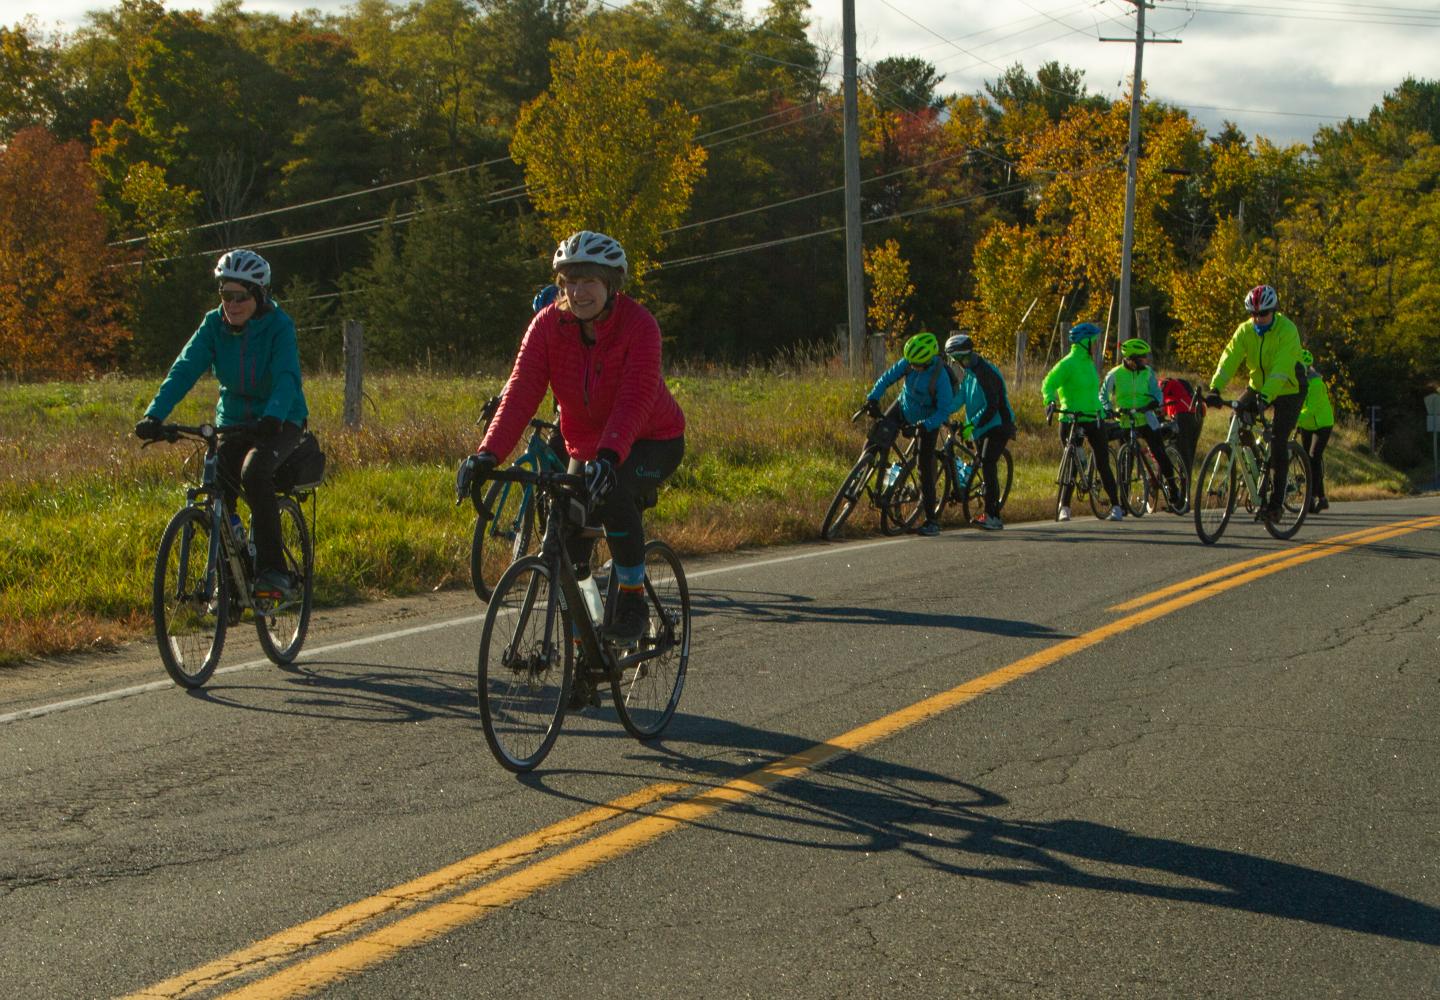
[821,449,874,540]
[1194,443,1238,545]
[961,446,1013,523]
[153,507,227,688]
[477,555,570,773]
[931,449,954,522]
[471,476,534,602]
[1087,445,1112,520]
[1263,442,1313,541]
[1117,442,1153,518]
[256,495,314,665]
[1054,446,1074,520]
[1165,445,1191,515]
[611,540,689,740]
[880,453,925,535]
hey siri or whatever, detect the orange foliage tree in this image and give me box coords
[0,126,132,378]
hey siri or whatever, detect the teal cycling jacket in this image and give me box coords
[145,304,308,428]
[950,356,1014,438]
[867,358,955,432]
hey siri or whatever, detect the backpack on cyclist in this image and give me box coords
[274,429,326,492]
[1161,378,1205,419]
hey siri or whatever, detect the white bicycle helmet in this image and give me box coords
[552,231,627,274]
[215,249,271,288]
[1243,284,1278,314]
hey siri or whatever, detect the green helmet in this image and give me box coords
[1121,338,1150,358]
[1301,349,1314,366]
[903,332,939,366]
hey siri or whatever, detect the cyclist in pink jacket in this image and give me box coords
[457,231,686,642]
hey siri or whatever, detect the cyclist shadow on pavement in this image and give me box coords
[689,588,1065,640]
[552,731,1439,946]
[187,658,477,724]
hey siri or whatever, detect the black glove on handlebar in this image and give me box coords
[1203,391,1222,409]
[135,416,163,441]
[584,453,618,510]
[864,399,882,419]
[456,452,497,505]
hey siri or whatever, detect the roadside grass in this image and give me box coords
[0,367,1413,666]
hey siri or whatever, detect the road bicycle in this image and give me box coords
[1194,397,1313,545]
[469,395,571,601]
[932,420,1013,524]
[1112,407,1190,517]
[1047,408,1111,520]
[820,405,926,540]
[466,466,690,772]
[148,423,317,688]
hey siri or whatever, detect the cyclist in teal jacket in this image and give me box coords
[944,331,1014,529]
[866,332,954,537]
[135,250,309,599]
[1041,322,1122,521]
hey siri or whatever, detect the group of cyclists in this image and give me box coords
[864,283,1334,533]
[133,234,1335,625]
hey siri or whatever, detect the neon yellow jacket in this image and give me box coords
[1297,368,1335,430]
[1101,364,1163,428]
[1041,344,1102,420]
[1209,313,1305,400]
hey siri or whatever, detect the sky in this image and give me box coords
[12,0,1440,146]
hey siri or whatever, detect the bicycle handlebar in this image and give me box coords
[143,421,267,447]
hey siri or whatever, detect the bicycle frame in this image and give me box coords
[1214,403,1270,509]
[156,424,255,612]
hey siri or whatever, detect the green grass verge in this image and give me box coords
[0,368,1412,665]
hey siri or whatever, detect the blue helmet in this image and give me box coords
[1069,322,1101,344]
[532,284,559,312]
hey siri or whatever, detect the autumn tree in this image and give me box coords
[511,35,708,279]
[864,238,915,347]
[0,127,131,377]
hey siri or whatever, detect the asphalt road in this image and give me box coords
[3,498,1438,999]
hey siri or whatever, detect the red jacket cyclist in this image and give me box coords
[457,231,685,643]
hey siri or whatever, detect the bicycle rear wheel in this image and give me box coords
[1165,445,1191,514]
[962,447,1012,523]
[1054,446,1074,519]
[1194,443,1237,545]
[1264,442,1312,540]
[256,495,314,665]
[478,556,570,772]
[471,477,535,601]
[611,540,689,740]
[821,450,873,540]
[154,507,227,688]
[1086,445,1111,519]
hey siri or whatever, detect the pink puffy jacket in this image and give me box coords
[479,294,685,465]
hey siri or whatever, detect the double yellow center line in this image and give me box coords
[127,513,1440,999]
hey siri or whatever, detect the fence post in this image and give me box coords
[868,332,886,378]
[1134,306,1151,348]
[1014,329,1028,390]
[343,319,364,429]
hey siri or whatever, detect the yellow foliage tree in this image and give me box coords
[864,238,915,348]
[954,222,1062,361]
[1168,217,1271,373]
[511,37,707,281]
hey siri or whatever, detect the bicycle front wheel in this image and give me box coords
[478,556,570,772]
[821,450,873,540]
[962,447,1012,523]
[471,476,535,601]
[256,495,314,665]
[1116,442,1154,518]
[1165,445,1191,515]
[1194,443,1238,545]
[1054,447,1074,519]
[611,540,690,740]
[881,455,925,535]
[1264,442,1313,541]
[153,507,227,688]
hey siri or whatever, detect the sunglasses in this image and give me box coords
[219,289,252,303]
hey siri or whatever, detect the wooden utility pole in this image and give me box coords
[841,0,866,371]
[1103,2,1179,343]
[343,320,364,429]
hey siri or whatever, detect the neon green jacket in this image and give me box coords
[1209,313,1305,400]
[1101,364,1163,428]
[1041,344,1102,421]
[1297,368,1335,430]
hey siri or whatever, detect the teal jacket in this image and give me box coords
[950,356,1014,438]
[1041,344,1102,421]
[867,358,955,432]
[145,304,308,428]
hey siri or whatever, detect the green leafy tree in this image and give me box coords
[511,35,708,280]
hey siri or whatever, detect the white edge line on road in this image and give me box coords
[2,535,919,726]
